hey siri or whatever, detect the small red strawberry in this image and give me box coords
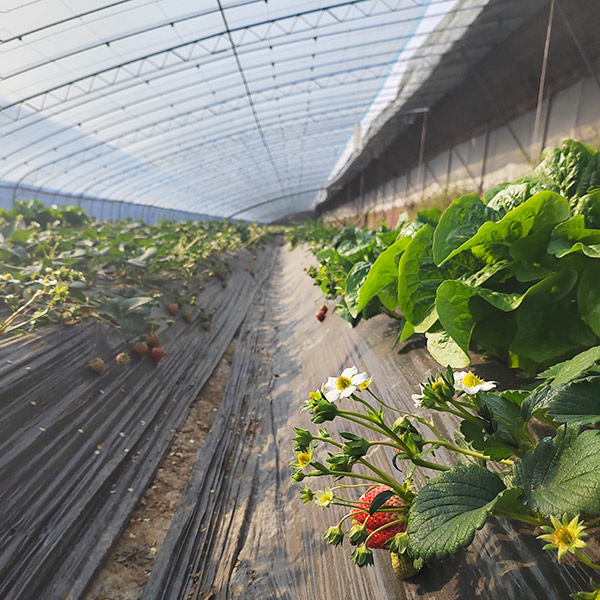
[151,347,166,363]
[147,333,159,348]
[133,342,148,358]
[213,270,223,280]
[350,486,405,549]
[88,357,105,374]
[116,352,131,366]
[316,312,325,322]
[167,303,178,317]
[244,267,249,272]
[320,305,328,314]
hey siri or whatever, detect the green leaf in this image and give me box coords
[433,194,495,265]
[524,376,600,426]
[435,280,524,356]
[120,296,154,312]
[407,465,506,561]
[510,268,594,368]
[425,324,470,368]
[416,208,442,226]
[440,191,571,265]
[356,237,410,314]
[513,427,600,518]
[572,190,600,229]
[548,215,600,258]
[368,490,395,516]
[459,421,516,461]
[377,282,398,312]
[479,392,529,446]
[117,313,149,334]
[579,261,600,336]
[127,246,158,267]
[345,261,372,318]
[435,281,476,354]
[538,346,600,387]
[397,225,440,332]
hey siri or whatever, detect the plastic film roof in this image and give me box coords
[1,0,489,222]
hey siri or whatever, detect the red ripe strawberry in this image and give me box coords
[213,270,223,280]
[147,333,159,348]
[167,303,178,317]
[116,352,131,366]
[316,312,325,322]
[320,305,328,314]
[133,342,148,358]
[350,485,405,549]
[151,347,166,363]
[244,267,249,272]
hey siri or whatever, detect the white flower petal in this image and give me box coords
[480,381,497,391]
[341,366,358,379]
[324,388,341,402]
[322,377,337,393]
[453,371,468,385]
[340,386,356,399]
[351,372,369,386]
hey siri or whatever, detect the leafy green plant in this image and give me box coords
[296,140,600,375]
[0,200,277,337]
[291,353,600,595]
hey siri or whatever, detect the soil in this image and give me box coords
[85,339,237,600]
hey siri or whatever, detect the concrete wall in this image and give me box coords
[324,73,600,227]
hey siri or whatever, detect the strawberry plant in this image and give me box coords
[291,352,600,595]
[0,200,277,338]
[294,140,600,375]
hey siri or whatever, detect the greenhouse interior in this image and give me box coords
[2,0,600,599]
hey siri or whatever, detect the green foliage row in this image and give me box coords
[0,200,274,336]
[292,139,600,374]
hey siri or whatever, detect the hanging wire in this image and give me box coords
[531,0,555,156]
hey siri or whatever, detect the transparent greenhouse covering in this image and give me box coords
[1,0,493,222]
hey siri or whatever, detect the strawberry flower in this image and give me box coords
[453,371,496,395]
[538,514,587,562]
[322,366,370,402]
[314,487,334,508]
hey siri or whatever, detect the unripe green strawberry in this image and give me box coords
[88,357,105,374]
[390,552,421,579]
[350,485,405,549]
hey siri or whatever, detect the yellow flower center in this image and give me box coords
[337,376,351,391]
[431,381,444,392]
[554,527,575,547]
[297,451,312,468]
[463,373,482,387]
[320,491,333,504]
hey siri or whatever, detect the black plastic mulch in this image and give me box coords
[141,245,595,600]
[0,246,279,600]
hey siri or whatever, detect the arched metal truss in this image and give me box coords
[1,0,498,222]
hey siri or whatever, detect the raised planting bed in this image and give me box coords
[0,238,280,600]
[140,245,597,600]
